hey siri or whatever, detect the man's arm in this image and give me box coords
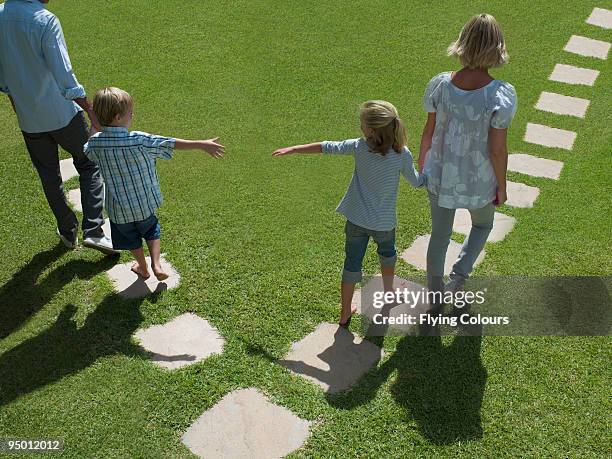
[40,16,101,131]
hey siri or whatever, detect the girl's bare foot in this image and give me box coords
[131,263,150,279]
[151,265,169,281]
[339,306,357,327]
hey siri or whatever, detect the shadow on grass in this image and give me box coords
[246,329,486,445]
[0,244,118,339]
[0,290,154,407]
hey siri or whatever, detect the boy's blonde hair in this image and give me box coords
[447,13,508,69]
[93,87,133,126]
[360,100,407,155]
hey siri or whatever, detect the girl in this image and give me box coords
[419,13,518,299]
[273,100,424,326]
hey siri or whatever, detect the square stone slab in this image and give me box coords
[508,153,564,180]
[453,209,516,243]
[535,91,589,118]
[506,181,540,208]
[564,35,610,59]
[67,188,82,212]
[279,322,383,394]
[106,254,180,299]
[524,123,576,150]
[586,7,612,29]
[401,234,485,275]
[549,63,599,86]
[60,158,78,182]
[134,313,224,369]
[352,275,421,314]
[182,388,310,459]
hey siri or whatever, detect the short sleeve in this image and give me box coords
[423,73,447,113]
[134,131,176,159]
[490,83,518,129]
[321,138,360,156]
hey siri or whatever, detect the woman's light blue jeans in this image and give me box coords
[427,192,494,290]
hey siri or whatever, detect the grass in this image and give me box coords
[0,0,610,457]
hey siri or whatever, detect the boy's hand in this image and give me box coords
[199,137,225,158]
[272,147,295,157]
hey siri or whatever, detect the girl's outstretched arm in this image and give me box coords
[272,142,322,156]
[418,113,436,172]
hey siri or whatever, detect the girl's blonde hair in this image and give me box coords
[360,100,407,155]
[93,87,133,126]
[447,13,508,69]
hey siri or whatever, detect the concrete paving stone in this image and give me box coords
[586,7,612,29]
[549,63,599,86]
[60,158,78,182]
[182,388,310,459]
[535,91,590,118]
[134,313,224,370]
[279,322,383,394]
[400,234,485,276]
[524,123,576,150]
[106,254,180,299]
[102,218,111,238]
[453,209,516,243]
[508,153,564,180]
[506,181,540,208]
[564,35,610,59]
[353,275,423,314]
[67,188,82,212]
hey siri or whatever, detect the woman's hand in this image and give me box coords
[493,187,507,206]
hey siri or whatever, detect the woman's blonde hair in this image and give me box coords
[447,13,508,69]
[93,87,133,126]
[360,100,407,155]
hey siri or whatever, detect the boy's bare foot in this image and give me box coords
[131,263,150,279]
[152,265,169,281]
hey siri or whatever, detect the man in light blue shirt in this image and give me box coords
[0,0,117,254]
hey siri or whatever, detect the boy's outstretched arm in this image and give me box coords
[272,142,322,156]
[174,137,225,158]
[418,112,436,172]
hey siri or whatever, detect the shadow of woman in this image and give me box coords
[328,333,487,445]
[0,244,118,339]
[0,290,151,407]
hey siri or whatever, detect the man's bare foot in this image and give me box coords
[131,263,150,279]
[152,265,169,281]
[339,306,357,327]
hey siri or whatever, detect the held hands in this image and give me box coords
[271,146,295,157]
[197,137,225,158]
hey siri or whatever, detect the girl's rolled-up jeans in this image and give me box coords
[426,192,494,290]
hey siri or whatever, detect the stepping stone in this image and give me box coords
[60,158,78,182]
[134,313,224,370]
[564,35,610,59]
[506,181,540,208]
[67,188,82,212]
[182,388,310,459]
[106,254,180,299]
[279,322,383,394]
[586,7,612,29]
[524,123,576,150]
[401,234,485,275]
[102,218,111,238]
[508,153,564,180]
[352,275,422,314]
[549,63,599,86]
[535,91,589,118]
[453,209,516,243]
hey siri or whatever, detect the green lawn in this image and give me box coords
[0,0,610,457]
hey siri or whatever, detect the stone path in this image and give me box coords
[452,209,516,243]
[182,388,310,459]
[535,91,589,118]
[60,158,78,182]
[524,123,576,150]
[279,322,383,394]
[586,7,612,29]
[505,181,540,208]
[106,255,180,299]
[549,64,599,86]
[134,313,224,369]
[508,154,563,180]
[564,35,610,59]
[67,188,82,212]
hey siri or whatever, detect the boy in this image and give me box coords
[85,87,224,280]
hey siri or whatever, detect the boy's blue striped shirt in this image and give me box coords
[322,138,424,231]
[84,127,175,224]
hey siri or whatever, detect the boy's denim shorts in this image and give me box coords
[343,220,397,284]
[109,213,161,250]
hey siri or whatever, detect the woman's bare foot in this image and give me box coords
[339,306,357,327]
[131,263,150,279]
[151,265,169,281]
